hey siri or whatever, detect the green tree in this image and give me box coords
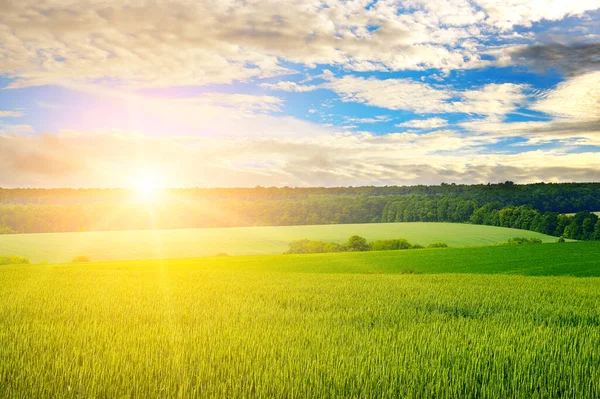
[346,235,370,252]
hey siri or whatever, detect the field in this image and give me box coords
[566,211,600,216]
[2,242,600,398]
[0,222,558,263]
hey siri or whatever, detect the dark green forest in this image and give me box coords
[1,182,599,240]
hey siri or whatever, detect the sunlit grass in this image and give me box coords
[1,254,600,398]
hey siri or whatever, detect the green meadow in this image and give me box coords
[0,222,557,263]
[2,242,600,398]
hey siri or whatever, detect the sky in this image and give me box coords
[0,0,599,188]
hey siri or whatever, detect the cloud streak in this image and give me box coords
[1,129,598,188]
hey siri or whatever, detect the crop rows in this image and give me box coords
[1,261,600,398]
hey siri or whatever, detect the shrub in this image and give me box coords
[72,256,91,263]
[428,242,448,248]
[411,244,425,249]
[0,226,16,235]
[370,238,412,251]
[324,242,346,253]
[0,255,30,265]
[557,237,566,243]
[285,239,328,254]
[507,237,543,245]
[286,240,349,254]
[346,235,370,252]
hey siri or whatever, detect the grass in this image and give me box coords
[565,211,600,216]
[1,242,600,398]
[0,222,558,263]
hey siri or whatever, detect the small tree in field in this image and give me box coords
[72,256,91,263]
[346,235,370,252]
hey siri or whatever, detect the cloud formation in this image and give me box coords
[503,42,600,76]
[1,129,598,188]
[325,76,528,117]
[2,0,598,88]
[0,0,599,188]
[532,72,600,120]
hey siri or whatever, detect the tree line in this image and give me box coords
[0,183,599,240]
[2,182,600,212]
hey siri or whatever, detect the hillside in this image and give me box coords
[0,222,558,263]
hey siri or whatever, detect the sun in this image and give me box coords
[131,171,164,201]
[135,177,159,198]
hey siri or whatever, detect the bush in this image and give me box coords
[346,235,370,252]
[72,256,91,263]
[324,242,346,253]
[507,237,543,245]
[285,239,328,254]
[0,255,30,265]
[411,243,425,249]
[286,240,348,254]
[557,237,566,243]
[428,242,448,248]
[0,226,16,234]
[370,238,412,251]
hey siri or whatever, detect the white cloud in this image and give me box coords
[0,110,24,118]
[327,75,453,113]
[532,71,600,120]
[260,81,318,92]
[326,75,528,117]
[396,117,448,129]
[461,116,600,146]
[456,71,600,147]
[474,0,600,30]
[457,83,529,116]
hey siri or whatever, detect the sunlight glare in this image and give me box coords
[131,170,164,202]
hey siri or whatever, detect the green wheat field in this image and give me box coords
[2,241,600,398]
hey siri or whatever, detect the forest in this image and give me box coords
[1,182,599,240]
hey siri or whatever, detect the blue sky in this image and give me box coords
[0,1,599,187]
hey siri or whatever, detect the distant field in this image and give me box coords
[0,222,558,263]
[565,211,600,216]
[28,240,600,277]
[2,242,600,398]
